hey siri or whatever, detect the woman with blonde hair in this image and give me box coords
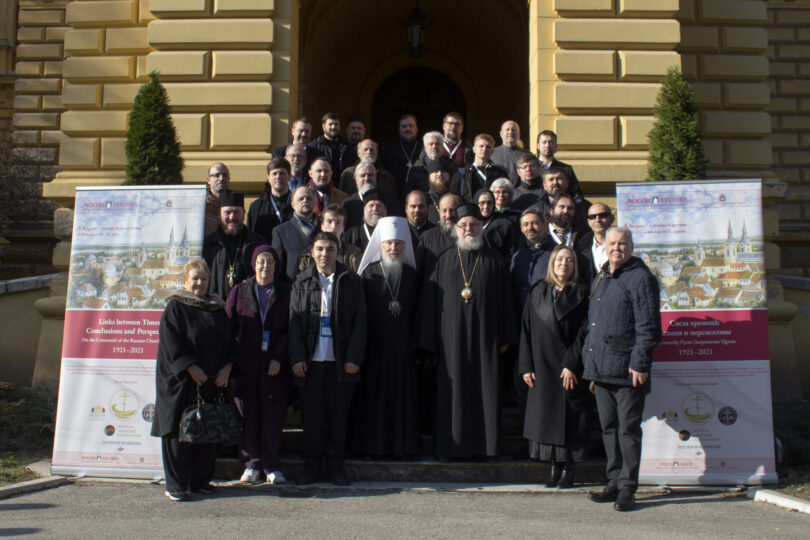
[519,245,591,488]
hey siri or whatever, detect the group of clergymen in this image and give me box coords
[200,111,662,510]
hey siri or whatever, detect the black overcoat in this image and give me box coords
[518,281,590,447]
[151,291,240,438]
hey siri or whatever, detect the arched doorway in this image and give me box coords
[371,68,466,145]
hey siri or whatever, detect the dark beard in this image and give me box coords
[440,222,455,236]
[550,214,570,230]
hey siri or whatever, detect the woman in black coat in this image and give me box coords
[152,258,239,501]
[519,245,591,488]
[225,245,292,485]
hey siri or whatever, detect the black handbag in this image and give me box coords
[178,386,242,445]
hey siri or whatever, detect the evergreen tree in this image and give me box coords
[647,67,707,181]
[124,72,183,185]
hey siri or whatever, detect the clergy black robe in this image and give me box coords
[481,214,517,260]
[349,261,421,457]
[342,222,374,252]
[416,245,518,458]
[518,282,591,457]
[203,227,264,300]
[381,139,424,199]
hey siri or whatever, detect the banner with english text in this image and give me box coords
[52,185,206,479]
[616,179,776,485]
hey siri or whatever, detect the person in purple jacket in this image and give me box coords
[226,245,292,485]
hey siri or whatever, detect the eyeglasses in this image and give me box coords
[455,222,482,230]
[588,212,612,220]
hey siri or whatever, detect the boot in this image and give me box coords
[557,462,575,489]
[545,461,561,488]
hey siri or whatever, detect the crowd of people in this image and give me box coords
[154,112,662,512]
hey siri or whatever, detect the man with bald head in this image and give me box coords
[491,120,529,186]
[204,162,231,235]
[576,202,615,276]
[342,163,382,229]
[272,186,320,282]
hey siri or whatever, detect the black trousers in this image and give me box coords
[301,362,355,473]
[161,437,215,492]
[593,382,647,493]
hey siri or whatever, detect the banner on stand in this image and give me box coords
[52,185,206,479]
[616,179,776,485]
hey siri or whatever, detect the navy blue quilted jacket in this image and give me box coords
[582,256,662,386]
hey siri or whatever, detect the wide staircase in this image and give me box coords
[215,405,608,484]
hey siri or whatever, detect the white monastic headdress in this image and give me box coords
[357,216,416,275]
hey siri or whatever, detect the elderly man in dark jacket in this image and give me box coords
[583,227,661,512]
[289,232,366,486]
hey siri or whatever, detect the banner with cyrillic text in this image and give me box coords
[616,179,776,485]
[52,185,206,479]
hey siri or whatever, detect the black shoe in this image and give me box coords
[545,463,561,488]
[164,489,188,502]
[191,483,215,494]
[589,485,618,503]
[296,469,322,485]
[328,470,351,486]
[557,465,575,489]
[613,489,636,511]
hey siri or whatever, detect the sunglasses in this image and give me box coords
[587,212,612,220]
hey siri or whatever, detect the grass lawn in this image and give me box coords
[0,382,55,486]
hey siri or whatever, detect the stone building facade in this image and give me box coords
[0,1,808,394]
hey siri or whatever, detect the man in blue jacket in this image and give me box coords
[583,227,661,511]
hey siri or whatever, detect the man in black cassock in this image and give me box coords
[350,216,421,457]
[342,189,386,252]
[203,192,264,300]
[416,204,518,459]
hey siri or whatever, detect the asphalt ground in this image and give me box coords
[1,481,808,539]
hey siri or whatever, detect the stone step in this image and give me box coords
[214,457,608,484]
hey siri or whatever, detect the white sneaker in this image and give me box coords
[240,468,261,483]
[266,470,287,485]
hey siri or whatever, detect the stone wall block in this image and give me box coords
[798,29,810,43]
[100,138,127,169]
[163,82,272,110]
[12,146,58,164]
[45,27,69,44]
[700,1,767,25]
[17,27,45,43]
[618,0,679,17]
[59,138,100,168]
[15,62,43,77]
[14,113,60,130]
[770,133,798,150]
[702,139,724,167]
[701,111,771,137]
[679,26,719,52]
[555,82,660,111]
[619,51,680,80]
[701,55,769,80]
[41,132,68,147]
[61,83,103,109]
[62,56,135,82]
[767,27,794,43]
[724,82,771,108]
[777,45,810,61]
[16,44,63,61]
[774,10,810,26]
[554,116,617,148]
[106,27,151,54]
[149,0,211,18]
[725,140,772,167]
[554,0,615,17]
[779,80,810,95]
[148,19,274,50]
[554,50,615,79]
[65,0,138,28]
[18,10,65,26]
[61,111,129,136]
[769,62,796,78]
[42,96,64,112]
[12,131,39,146]
[14,95,41,111]
[690,82,723,107]
[211,51,274,80]
[14,78,61,95]
[780,152,810,166]
[554,19,680,49]
[43,62,63,77]
[145,51,209,78]
[213,0,275,16]
[64,29,105,56]
[102,84,142,109]
[210,113,271,150]
[677,0,696,23]
[171,113,207,150]
[799,64,810,78]
[722,27,767,52]
[680,53,698,79]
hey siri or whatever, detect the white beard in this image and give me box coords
[456,235,483,251]
[365,214,380,227]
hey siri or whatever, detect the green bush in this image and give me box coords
[0,382,57,453]
[647,67,708,182]
[124,71,184,185]
[773,401,810,466]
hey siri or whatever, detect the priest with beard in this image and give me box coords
[204,192,264,300]
[535,194,593,287]
[416,204,518,459]
[342,189,387,252]
[415,192,460,279]
[349,217,421,458]
[425,156,455,225]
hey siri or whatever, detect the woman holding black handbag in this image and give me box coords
[151,258,239,501]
